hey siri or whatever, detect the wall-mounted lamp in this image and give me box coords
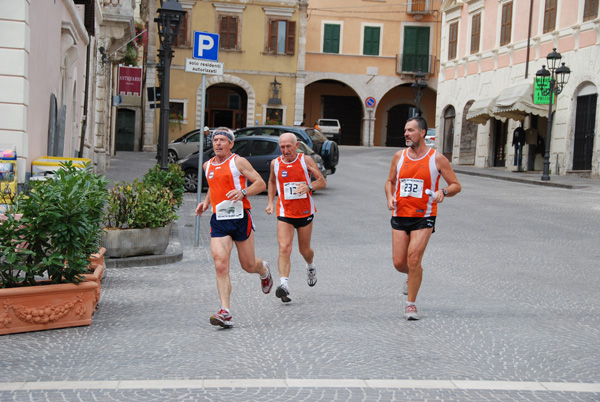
[268,77,282,105]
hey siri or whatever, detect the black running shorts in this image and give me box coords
[391,216,436,233]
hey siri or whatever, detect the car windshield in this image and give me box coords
[319,120,337,126]
[304,128,327,143]
[297,142,314,155]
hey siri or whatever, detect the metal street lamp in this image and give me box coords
[535,48,571,181]
[411,70,428,115]
[155,0,185,170]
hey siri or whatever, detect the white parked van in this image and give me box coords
[316,119,341,143]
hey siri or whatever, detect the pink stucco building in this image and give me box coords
[436,0,599,177]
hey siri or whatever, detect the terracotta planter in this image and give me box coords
[82,247,106,311]
[101,225,171,258]
[0,265,102,335]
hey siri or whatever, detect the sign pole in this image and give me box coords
[194,73,207,248]
[367,109,373,147]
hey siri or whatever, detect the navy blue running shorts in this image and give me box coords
[210,209,254,241]
[391,216,436,234]
[277,214,314,229]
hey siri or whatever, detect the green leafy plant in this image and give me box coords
[104,164,184,229]
[0,162,108,288]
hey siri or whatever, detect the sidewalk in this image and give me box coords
[452,164,600,190]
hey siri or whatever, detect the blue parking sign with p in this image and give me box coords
[193,31,219,61]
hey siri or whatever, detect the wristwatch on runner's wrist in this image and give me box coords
[308,184,313,192]
[442,188,448,196]
[241,189,247,198]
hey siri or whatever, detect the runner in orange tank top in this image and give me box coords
[196,127,273,328]
[385,117,461,321]
[266,133,326,303]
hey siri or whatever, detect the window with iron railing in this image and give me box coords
[402,26,430,71]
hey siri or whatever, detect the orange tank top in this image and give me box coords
[274,154,316,218]
[394,148,440,218]
[205,153,251,213]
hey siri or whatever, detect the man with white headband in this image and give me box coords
[196,127,273,328]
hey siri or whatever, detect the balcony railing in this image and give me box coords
[407,0,432,15]
[397,54,437,75]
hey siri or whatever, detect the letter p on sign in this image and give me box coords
[193,31,220,61]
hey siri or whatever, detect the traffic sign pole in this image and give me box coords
[192,31,220,247]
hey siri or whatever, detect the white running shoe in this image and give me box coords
[405,305,420,321]
[402,280,408,296]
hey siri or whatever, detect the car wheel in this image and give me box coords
[168,150,178,164]
[183,169,199,192]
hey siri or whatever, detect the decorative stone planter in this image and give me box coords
[0,264,102,335]
[101,225,171,258]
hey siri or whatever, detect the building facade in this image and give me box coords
[304,0,442,147]
[142,0,305,147]
[436,0,599,177]
[0,0,136,185]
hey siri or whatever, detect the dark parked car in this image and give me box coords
[234,125,339,174]
[167,128,213,164]
[178,135,327,192]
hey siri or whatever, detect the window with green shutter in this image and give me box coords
[403,26,430,72]
[363,26,380,56]
[323,24,340,54]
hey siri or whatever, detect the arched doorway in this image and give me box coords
[442,106,455,160]
[459,101,477,164]
[572,83,597,171]
[386,104,417,147]
[304,79,362,145]
[205,84,248,130]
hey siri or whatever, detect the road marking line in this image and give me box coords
[0,379,599,392]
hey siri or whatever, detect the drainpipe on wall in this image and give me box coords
[78,42,92,158]
[525,0,534,78]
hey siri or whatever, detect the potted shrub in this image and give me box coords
[0,162,108,335]
[101,163,184,258]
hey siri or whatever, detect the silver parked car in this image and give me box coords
[167,127,213,164]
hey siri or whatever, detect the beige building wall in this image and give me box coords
[157,0,302,143]
[305,0,442,146]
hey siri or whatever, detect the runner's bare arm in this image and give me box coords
[231,157,266,200]
[195,160,210,216]
[301,155,326,193]
[434,152,461,203]
[265,159,277,215]
[385,151,402,210]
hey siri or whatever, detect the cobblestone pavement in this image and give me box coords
[1,147,599,401]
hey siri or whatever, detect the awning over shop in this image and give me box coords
[466,95,498,124]
[493,83,549,121]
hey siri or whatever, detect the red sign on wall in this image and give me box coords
[118,65,143,96]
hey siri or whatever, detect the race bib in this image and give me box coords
[215,199,244,220]
[283,182,307,200]
[400,178,424,198]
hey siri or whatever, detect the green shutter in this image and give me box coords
[324,24,340,54]
[363,26,380,56]
[403,26,430,72]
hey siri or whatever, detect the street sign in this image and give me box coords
[365,96,376,108]
[185,58,224,76]
[193,31,219,61]
[534,77,553,105]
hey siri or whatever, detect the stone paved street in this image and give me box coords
[1,147,599,401]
